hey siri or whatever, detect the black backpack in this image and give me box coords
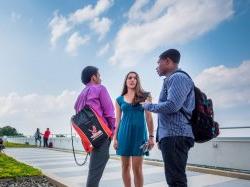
[48,142,53,148]
[174,70,220,143]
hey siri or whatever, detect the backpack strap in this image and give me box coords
[180,108,192,122]
[172,70,192,79]
[83,87,91,108]
[71,117,89,166]
[171,70,193,122]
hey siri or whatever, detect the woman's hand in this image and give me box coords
[113,139,118,150]
[146,95,152,103]
[140,95,152,105]
[147,137,155,150]
[157,142,161,150]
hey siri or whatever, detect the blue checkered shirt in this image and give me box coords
[143,70,195,141]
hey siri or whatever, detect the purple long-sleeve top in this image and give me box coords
[74,83,116,134]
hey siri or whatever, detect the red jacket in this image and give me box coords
[43,130,50,138]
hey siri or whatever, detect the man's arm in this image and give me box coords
[143,75,192,114]
[99,86,116,133]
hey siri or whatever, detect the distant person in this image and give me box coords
[34,128,42,147]
[0,137,5,152]
[143,49,195,187]
[43,128,51,148]
[74,66,115,187]
[113,71,154,187]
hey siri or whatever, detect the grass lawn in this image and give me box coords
[0,153,42,179]
[3,142,36,148]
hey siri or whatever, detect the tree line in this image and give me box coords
[0,126,23,136]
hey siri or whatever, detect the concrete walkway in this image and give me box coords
[4,148,250,187]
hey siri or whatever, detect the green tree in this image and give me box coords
[0,126,23,136]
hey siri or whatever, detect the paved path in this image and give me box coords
[5,148,250,187]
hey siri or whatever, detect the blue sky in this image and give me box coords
[0,0,250,135]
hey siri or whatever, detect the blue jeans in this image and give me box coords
[159,136,194,187]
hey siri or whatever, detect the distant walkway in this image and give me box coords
[5,148,250,187]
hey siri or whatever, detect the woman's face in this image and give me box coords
[126,73,137,89]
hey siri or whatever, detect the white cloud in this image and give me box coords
[127,0,173,23]
[97,43,110,56]
[69,0,113,24]
[11,11,21,22]
[0,91,77,135]
[90,17,112,40]
[194,60,250,108]
[69,5,96,24]
[49,0,113,47]
[65,32,90,56]
[110,0,234,67]
[95,0,113,15]
[49,11,72,47]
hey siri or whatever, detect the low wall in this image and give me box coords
[188,137,250,171]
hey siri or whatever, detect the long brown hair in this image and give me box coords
[121,71,146,105]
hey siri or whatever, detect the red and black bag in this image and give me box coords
[71,106,112,153]
[70,88,112,166]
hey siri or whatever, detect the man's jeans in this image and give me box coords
[35,138,41,147]
[159,136,194,187]
[43,137,48,147]
[86,138,111,187]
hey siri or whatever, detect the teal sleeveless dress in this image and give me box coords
[116,96,148,156]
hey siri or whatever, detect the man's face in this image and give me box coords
[156,58,169,76]
[93,72,101,84]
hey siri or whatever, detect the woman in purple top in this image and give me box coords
[74,66,115,187]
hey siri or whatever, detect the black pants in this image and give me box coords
[86,138,111,187]
[43,137,48,147]
[159,136,194,187]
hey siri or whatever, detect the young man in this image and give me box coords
[43,128,50,148]
[143,49,195,187]
[74,66,115,187]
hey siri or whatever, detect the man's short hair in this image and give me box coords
[81,66,99,85]
[159,49,181,64]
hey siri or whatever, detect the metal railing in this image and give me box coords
[3,126,250,139]
[220,126,250,129]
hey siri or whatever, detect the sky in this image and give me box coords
[0,0,250,136]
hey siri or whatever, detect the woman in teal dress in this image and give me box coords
[113,71,154,187]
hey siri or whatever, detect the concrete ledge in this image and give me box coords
[187,165,250,181]
[144,159,250,181]
[143,159,250,181]
[144,159,164,167]
[44,173,70,187]
[114,156,250,181]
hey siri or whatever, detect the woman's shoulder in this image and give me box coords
[116,95,124,105]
